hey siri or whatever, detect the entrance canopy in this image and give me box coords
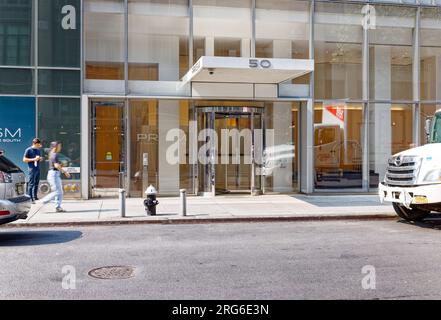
[182,56,314,84]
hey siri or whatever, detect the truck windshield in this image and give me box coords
[430,114,441,143]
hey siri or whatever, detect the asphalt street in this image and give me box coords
[2,219,441,299]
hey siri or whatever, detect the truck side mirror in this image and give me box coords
[425,118,432,142]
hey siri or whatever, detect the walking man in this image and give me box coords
[40,141,71,212]
[23,138,43,204]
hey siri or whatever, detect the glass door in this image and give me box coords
[91,101,126,197]
[196,106,263,196]
[215,113,253,194]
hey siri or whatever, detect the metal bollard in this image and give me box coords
[119,188,126,218]
[180,189,187,217]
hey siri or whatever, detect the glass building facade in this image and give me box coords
[2,0,441,198]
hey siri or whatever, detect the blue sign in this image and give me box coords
[0,97,36,173]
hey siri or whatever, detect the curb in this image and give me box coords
[1,213,397,228]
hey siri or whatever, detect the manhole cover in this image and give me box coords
[88,266,135,280]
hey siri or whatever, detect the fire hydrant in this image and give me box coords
[144,185,159,216]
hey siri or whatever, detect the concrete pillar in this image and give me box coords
[369,46,391,180]
[241,38,251,58]
[81,95,90,199]
[205,37,214,56]
[434,55,441,101]
[300,99,314,194]
[158,100,180,195]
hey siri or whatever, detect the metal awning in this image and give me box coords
[182,56,314,84]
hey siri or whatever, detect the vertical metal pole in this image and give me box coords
[362,4,370,191]
[211,111,215,196]
[124,0,129,95]
[188,0,193,66]
[413,7,421,147]
[250,112,255,195]
[251,0,256,58]
[119,171,126,217]
[34,0,39,134]
[180,189,187,216]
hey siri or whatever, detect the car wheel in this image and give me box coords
[392,203,429,221]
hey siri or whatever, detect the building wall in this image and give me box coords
[4,0,441,195]
[0,0,81,197]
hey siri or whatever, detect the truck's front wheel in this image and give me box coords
[392,203,430,221]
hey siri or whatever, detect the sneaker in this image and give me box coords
[55,207,66,213]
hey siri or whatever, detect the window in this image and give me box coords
[38,98,81,180]
[0,0,33,66]
[128,0,189,81]
[0,68,33,94]
[369,5,416,101]
[38,0,81,67]
[255,0,309,60]
[315,2,363,100]
[421,7,441,101]
[85,0,125,80]
[38,69,80,95]
[193,0,252,60]
[369,103,414,186]
[314,102,364,189]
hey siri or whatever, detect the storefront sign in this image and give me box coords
[0,97,36,172]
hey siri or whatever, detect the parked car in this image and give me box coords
[0,154,31,225]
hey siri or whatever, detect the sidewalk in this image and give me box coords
[6,194,396,227]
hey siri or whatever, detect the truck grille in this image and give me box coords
[385,155,420,186]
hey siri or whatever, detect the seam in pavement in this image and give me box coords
[2,213,397,228]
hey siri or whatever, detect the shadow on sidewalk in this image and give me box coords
[0,230,82,247]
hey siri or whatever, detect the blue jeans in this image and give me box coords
[27,167,40,201]
[42,170,63,208]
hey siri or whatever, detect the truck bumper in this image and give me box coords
[378,182,441,208]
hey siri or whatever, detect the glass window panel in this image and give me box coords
[129,99,158,197]
[38,98,81,180]
[38,69,80,95]
[128,0,189,81]
[85,0,124,80]
[369,103,414,187]
[0,0,33,66]
[193,0,251,61]
[421,7,441,101]
[369,5,416,101]
[255,0,309,60]
[314,102,364,189]
[420,104,439,145]
[263,102,300,193]
[0,68,33,94]
[38,0,81,67]
[314,2,363,100]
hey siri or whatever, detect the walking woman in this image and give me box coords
[39,141,71,212]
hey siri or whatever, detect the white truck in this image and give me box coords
[379,109,441,221]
